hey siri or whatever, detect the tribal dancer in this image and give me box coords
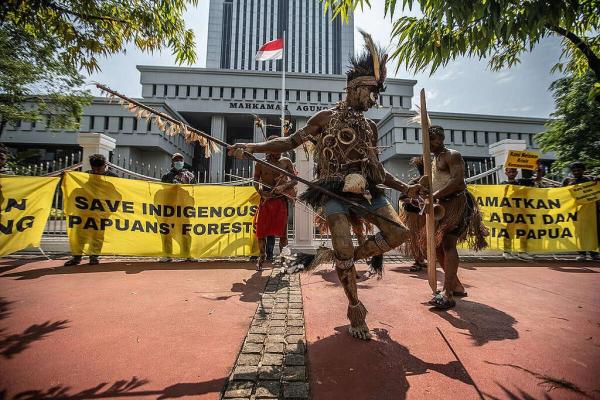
[253,135,298,270]
[230,31,421,340]
[421,126,488,309]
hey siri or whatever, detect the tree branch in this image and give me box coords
[47,3,128,25]
[547,25,600,81]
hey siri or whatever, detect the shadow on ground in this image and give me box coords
[0,320,70,359]
[429,299,518,346]
[308,327,476,400]
[0,261,258,280]
[0,376,226,400]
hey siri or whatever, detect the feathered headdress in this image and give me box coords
[346,30,388,92]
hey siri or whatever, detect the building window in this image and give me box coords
[328,92,332,102]
[175,86,179,97]
[253,88,257,99]
[484,131,489,144]
[209,87,213,97]
[147,119,152,132]
[118,117,124,130]
[450,130,455,142]
[163,85,168,96]
[103,117,108,130]
[462,130,466,142]
[389,96,394,106]
[338,93,342,101]
[518,132,523,140]
[242,88,246,99]
[220,87,224,98]
[529,134,534,146]
[89,116,95,130]
[231,87,235,98]
[317,92,321,102]
[307,92,311,102]
[152,85,156,96]
[402,127,407,141]
[132,117,138,131]
[474,131,479,144]
[286,89,289,101]
[415,128,420,141]
[197,86,201,96]
[296,91,301,101]
[275,90,279,100]
[264,89,268,100]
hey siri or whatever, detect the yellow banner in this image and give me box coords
[505,150,539,170]
[0,175,60,256]
[469,184,599,252]
[62,172,260,258]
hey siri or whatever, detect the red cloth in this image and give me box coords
[254,197,288,238]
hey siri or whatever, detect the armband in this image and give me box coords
[289,128,309,147]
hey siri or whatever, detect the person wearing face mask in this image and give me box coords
[161,153,197,184]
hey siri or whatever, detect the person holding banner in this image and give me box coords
[253,135,297,270]
[161,153,197,185]
[229,31,423,340]
[562,161,600,261]
[500,164,544,260]
[64,154,118,266]
[425,126,488,309]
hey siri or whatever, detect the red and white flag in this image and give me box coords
[256,38,284,61]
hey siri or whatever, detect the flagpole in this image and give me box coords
[281,30,286,137]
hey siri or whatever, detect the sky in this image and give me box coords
[88,0,564,118]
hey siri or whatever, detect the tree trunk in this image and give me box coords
[0,118,5,139]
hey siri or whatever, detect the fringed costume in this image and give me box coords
[404,155,488,258]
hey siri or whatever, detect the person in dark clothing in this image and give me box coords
[500,165,544,187]
[500,164,544,260]
[160,153,196,263]
[561,161,600,261]
[161,153,197,184]
[64,154,117,266]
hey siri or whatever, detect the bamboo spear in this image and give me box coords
[420,89,437,294]
[96,83,406,229]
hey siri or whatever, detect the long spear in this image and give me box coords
[96,83,406,229]
[420,89,437,294]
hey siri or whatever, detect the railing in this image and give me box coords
[12,152,83,176]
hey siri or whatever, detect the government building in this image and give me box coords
[2,0,551,204]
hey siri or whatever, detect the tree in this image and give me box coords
[323,0,600,100]
[0,26,91,137]
[537,72,600,175]
[0,0,199,136]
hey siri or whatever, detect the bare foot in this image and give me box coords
[256,256,265,271]
[348,322,372,340]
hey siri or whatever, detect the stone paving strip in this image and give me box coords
[221,267,309,400]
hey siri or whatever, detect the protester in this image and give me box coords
[561,161,600,261]
[161,153,197,184]
[64,154,117,266]
[159,153,197,263]
[500,164,544,187]
[398,156,427,272]
[422,126,488,309]
[0,147,15,175]
[253,135,297,270]
[500,164,545,260]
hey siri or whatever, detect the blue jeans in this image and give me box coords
[323,194,390,218]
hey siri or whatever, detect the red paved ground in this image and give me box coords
[302,261,600,400]
[0,257,268,400]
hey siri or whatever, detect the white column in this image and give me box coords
[77,132,117,171]
[209,115,226,182]
[290,118,316,252]
[489,139,527,181]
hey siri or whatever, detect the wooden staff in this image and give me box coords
[420,89,437,294]
[96,83,405,229]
